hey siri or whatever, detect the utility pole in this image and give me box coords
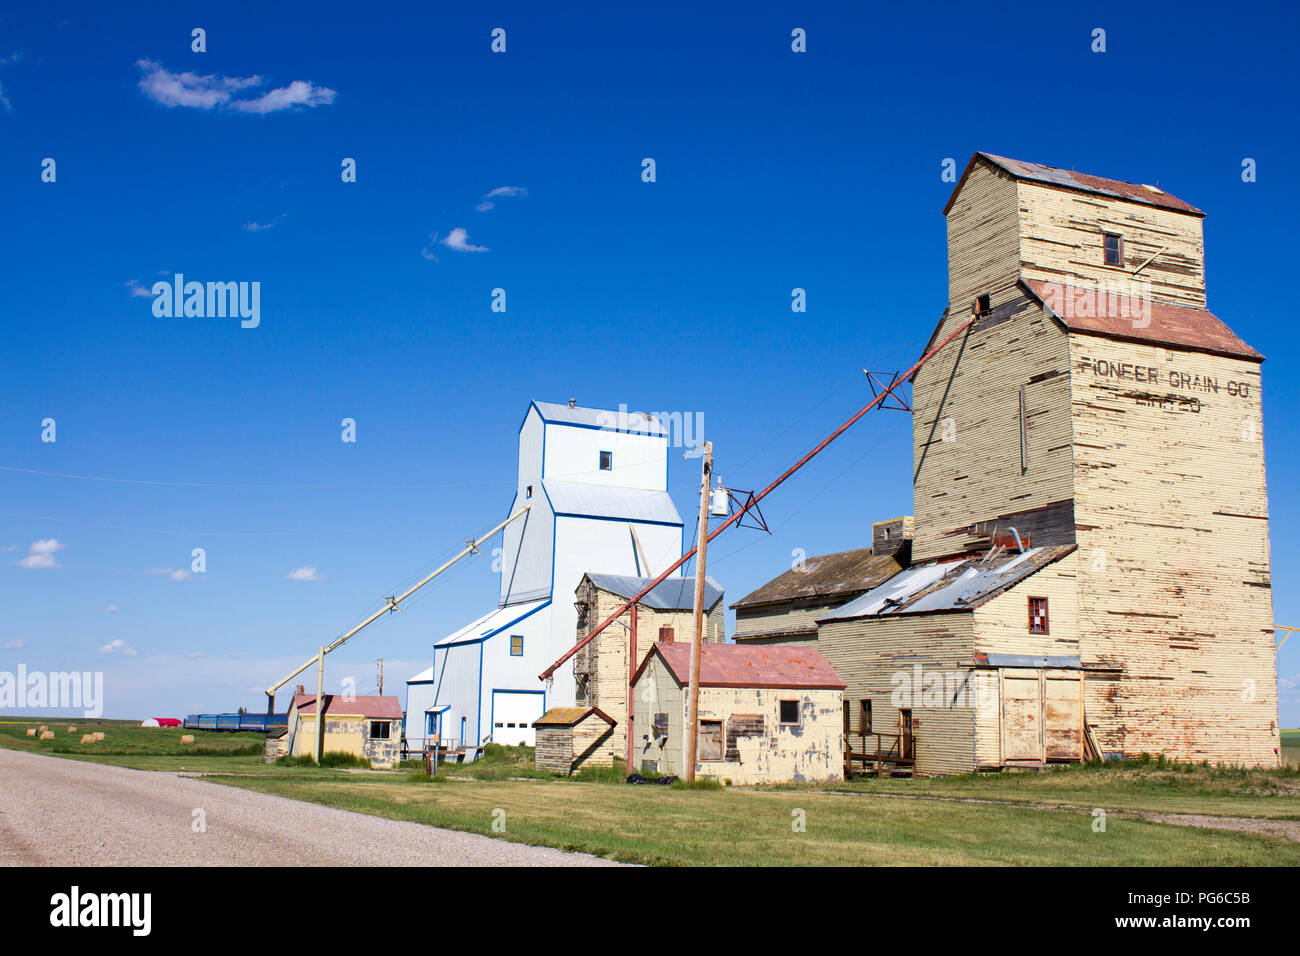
[684,441,713,782]
[377,658,384,696]
[314,646,325,764]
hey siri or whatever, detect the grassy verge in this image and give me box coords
[779,758,1300,820]
[0,718,276,772]
[207,772,1300,866]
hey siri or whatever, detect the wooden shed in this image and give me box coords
[630,642,846,784]
[532,707,618,775]
[283,693,403,768]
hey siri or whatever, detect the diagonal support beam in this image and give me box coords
[539,317,975,681]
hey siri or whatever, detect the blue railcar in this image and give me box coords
[182,712,288,732]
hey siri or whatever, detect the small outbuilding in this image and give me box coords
[283,693,404,768]
[532,706,618,775]
[630,642,846,785]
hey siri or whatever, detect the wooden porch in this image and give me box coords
[844,730,916,778]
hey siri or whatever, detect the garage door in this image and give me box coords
[1002,675,1041,762]
[491,691,545,747]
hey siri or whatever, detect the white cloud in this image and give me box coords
[286,566,322,582]
[438,227,488,253]
[98,639,137,656]
[186,651,205,659]
[136,60,334,114]
[243,214,285,232]
[228,80,335,114]
[477,186,527,212]
[3,640,24,650]
[125,279,154,298]
[144,567,191,581]
[103,605,119,613]
[15,539,65,569]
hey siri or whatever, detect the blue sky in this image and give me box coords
[1,2,1297,725]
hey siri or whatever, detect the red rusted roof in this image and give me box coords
[1021,279,1263,362]
[291,693,403,719]
[945,152,1204,217]
[632,642,846,691]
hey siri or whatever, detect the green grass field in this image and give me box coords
[4,721,1298,865]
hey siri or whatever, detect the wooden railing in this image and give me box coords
[844,731,917,778]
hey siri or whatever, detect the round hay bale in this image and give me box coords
[180,734,195,745]
[93,731,105,742]
[25,728,36,737]
[67,726,77,733]
[39,730,55,741]
[81,734,94,744]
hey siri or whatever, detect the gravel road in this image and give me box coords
[0,749,624,866]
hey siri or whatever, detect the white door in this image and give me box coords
[491,691,544,747]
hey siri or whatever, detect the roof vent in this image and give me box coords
[567,397,577,408]
[1141,183,1164,194]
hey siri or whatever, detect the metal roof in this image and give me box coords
[820,545,1076,623]
[1022,278,1263,363]
[433,598,549,647]
[406,665,434,683]
[584,572,724,611]
[730,545,908,610]
[543,479,682,525]
[291,694,404,720]
[633,641,846,691]
[945,152,1203,216]
[532,706,617,728]
[531,401,667,435]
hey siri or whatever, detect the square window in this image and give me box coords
[369,720,390,740]
[525,484,532,499]
[1028,596,1050,635]
[779,700,800,725]
[698,720,724,760]
[510,635,524,656]
[599,450,612,470]
[1103,233,1124,267]
[860,699,872,734]
[975,293,991,316]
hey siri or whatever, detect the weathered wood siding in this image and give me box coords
[1068,332,1277,763]
[535,726,574,773]
[912,293,1075,562]
[946,160,1021,312]
[535,719,617,774]
[574,583,724,760]
[817,614,977,776]
[631,655,685,774]
[735,600,838,637]
[1018,180,1206,308]
[972,551,1080,657]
